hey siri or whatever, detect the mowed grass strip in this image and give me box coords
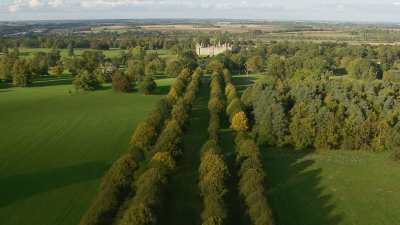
[262,149,400,225]
[0,78,173,225]
[161,82,209,225]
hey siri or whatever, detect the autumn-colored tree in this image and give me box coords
[231,111,249,132]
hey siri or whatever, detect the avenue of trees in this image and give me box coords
[117,69,202,225]
[199,72,229,225]
[79,68,202,225]
[80,70,202,225]
[223,69,275,225]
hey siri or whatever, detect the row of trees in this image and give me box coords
[199,72,230,225]
[78,69,200,225]
[0,34,178,51]
[117,69,202,225]
[0,48,62,86]
[249,77,400,152]
[223,70,275,225]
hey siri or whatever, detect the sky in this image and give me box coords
[1,0,400,22]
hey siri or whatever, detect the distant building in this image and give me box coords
[196,42,232,56]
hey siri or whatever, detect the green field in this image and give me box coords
[262,149,400,225]
[18,48,176,59]
[19,48,127,59]
[0,78,173,225]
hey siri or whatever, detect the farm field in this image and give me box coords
[263,149,400,225]
[0,78,173,225]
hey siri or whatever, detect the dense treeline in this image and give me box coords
[202,41,400,82]
[199,72,230,225]
[246,77,400,153]
[0,48,61,86]
[223,70,275,225]
[0,33,179,50]
[78,69,200,225]
[116,68,202,225]
[0,41,198,92]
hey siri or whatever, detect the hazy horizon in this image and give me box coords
[1,0,400,23]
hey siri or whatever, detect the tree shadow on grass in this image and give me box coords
[232,76,256,93]
[0,82,11,90]
[31,78,73,87]
[261,149,343,225]
[219,128,251,225]
[152,85,170,95]
[0,161,110,207]
[161,84,209,225]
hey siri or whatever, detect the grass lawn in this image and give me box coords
[0,78,173,225]
[262,149,400,225]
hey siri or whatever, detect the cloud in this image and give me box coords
[48,0,64,8]
[29,0,43,8]
[2,0,400,22]
[7,0,64,12]
[80,0,152,8]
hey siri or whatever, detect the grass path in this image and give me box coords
[161,82,209,225]
[219,118,250,225]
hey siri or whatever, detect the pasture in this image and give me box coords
[0,78,173,225]
[263,149,400,225]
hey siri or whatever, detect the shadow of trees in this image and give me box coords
[0,161,110,207]
[151,84,170,95]
[31,78,73,87]
[233,76,256,93]
[261,149,343,225]
[162,84,209,225]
